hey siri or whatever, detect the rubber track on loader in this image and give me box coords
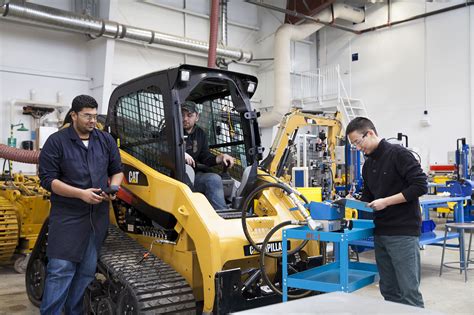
[99,225,196,314]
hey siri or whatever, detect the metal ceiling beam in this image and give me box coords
[245,0,361,34]
[247,0,474,36]
[359,0,474,34]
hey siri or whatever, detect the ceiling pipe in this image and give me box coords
[208,0,219,68]
[220,0,228,46]
[217,0,230,69]
[387,0,391,26]
[359,0,474,34]
[258,3,364,127]
[0,0,253,62]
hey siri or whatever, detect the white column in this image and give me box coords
[86,0,115,114]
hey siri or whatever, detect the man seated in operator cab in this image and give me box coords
[181,101,235,210]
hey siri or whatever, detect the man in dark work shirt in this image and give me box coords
[182,101,234,210]
[39,95,123,314]
[346,117,427,308]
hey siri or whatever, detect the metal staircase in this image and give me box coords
[291,64,368,126]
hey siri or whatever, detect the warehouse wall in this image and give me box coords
[318,0,474,169]
[0,0,118,173]
[0,0,91,174]
[110,0,260,83]
[0,0,274,174]
[252,0,316,152]
[0,0,318,174]
[8,1,469,173]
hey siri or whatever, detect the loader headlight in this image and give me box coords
[180,70,190,82]
[247,81,256,93]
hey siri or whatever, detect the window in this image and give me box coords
[198,95,247,180]
[115,86,172,176]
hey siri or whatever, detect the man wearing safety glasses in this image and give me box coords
[346,117,427,308]
[39,95,123,315]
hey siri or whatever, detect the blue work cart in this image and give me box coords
[282,220,378,302]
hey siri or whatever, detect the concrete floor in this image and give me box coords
[0,222,473,314]
[354,240,474,315]
[0,265,37,315]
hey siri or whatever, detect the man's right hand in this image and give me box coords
[81,188,105,204]
[185,153,196,168]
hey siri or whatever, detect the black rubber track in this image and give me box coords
[99,225,197,314]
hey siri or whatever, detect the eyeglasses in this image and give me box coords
[351,131,369,147]
[78,113,98,121]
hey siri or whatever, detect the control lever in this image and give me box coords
[241,269,262,293]
[221,165,232,180]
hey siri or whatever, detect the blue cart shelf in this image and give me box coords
[282,220,378,302]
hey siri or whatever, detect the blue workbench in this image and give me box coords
[282,220,378,302]
[350,195,470,248]
[349,195,471,272]
[419,195,469,223]
[419,195,469,244]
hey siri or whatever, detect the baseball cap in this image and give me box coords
[181,101,198,113]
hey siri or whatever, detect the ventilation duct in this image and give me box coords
[0,0,252,62]
[259,3,365,127]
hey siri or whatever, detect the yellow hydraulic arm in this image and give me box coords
[261,109,343,178]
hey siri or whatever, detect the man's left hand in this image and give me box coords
[217,154,235,168]
[368,198,389,211]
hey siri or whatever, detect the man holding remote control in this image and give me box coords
[39,95,123,315]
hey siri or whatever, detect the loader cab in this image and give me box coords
[106,65,262,208]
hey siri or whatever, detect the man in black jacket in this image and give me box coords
[181,101,234,210]
[346,117,427,308]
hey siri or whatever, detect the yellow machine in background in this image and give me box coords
[260,109,360,220]
[428,163,457,217]
[261,109,345,200]
[430,175,456,217]
[0,173,50,272]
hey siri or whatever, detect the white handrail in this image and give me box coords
[291,64,367,125]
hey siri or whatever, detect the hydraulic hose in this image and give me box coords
[241,182,313,258]
[259,220,312,298]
